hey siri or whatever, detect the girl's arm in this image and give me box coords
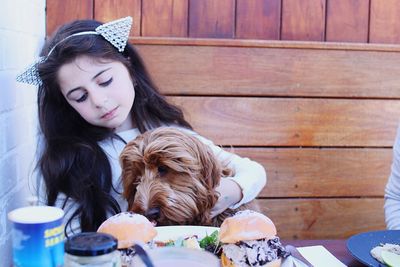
[179,128,267,215]
[385,125,400,230]
[209,144,266,215]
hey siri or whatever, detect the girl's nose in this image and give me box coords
[91,91,109,108]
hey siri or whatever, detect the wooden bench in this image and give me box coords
[132,38,400,239]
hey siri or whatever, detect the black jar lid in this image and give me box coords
[65,232,118,256]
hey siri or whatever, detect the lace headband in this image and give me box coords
[16,16,133,86]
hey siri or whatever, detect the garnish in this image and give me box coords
[155,230,222,257]
[199,230,222,257]
[199,230,219,248]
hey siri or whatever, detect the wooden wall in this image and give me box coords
[48,0,400,44]
[46,1,400,239]
[130,38,400,239]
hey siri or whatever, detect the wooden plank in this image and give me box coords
[257,198,386,239]
[236,0,281,40]
[142,0,188,37]
[134,43,400,98]
[281,0,326,41]
[169,97,400,147]
[370,0,400,44]
[326,0,369,43]
[234,148,391,198]
[46,0,93,35]
[94,0,141,36]
[131,37,400,52]
[189,0,235,38]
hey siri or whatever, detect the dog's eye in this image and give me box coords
[158,165,168,176]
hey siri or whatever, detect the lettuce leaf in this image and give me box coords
[199,230,219,249]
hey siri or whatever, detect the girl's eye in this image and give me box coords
[158,166,168,176]
[99,78,113,87]
[76,92,88,103]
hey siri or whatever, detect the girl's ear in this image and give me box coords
[130,74,137,87]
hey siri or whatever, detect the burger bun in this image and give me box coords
[97,212,157,249]
[219,210,277,244]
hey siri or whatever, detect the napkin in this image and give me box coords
[297,245,347,267]
[282,255,311,267]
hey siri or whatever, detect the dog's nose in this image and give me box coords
[145,207,160,221]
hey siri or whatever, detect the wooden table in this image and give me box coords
[283,240,365,267]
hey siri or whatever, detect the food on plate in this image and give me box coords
[183,236,202,249]
[155,230,221,255]
[219,210,289,267]
[97,212,157,266]
[156,235,201,249]
[382,250,400,267]
[370,243,400,265]
[199,230,222,255]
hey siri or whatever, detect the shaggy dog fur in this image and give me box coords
[120,127,250,226]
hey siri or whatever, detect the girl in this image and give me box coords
[17,17,266,235]
[385,125,400,229]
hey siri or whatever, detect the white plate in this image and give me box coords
[154,226,219,242]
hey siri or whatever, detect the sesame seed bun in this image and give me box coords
[97,212,157,249]
[219,210,277,244]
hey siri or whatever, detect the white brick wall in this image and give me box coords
[0,0,45,265]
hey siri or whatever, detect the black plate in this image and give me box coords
[347,230,400,267]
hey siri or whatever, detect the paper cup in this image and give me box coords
[8,206,65,267]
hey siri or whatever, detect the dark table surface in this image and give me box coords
[283,239,366,267]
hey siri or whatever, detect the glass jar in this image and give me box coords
[64,232,121,267]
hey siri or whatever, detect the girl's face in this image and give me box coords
[57,55,135,132]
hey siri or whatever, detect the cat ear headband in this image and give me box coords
[16,16,133,86]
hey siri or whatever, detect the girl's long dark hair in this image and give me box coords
[37,19,191,233]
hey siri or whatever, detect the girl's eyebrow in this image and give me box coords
[66,67,112,97]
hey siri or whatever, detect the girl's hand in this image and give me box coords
[210,178,243,218]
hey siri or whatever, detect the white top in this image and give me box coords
[385,125,400,229]
[39,126,266,234]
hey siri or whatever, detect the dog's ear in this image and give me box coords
[119,139,144,207]
[195,140,222,191]
[189,144,219,225]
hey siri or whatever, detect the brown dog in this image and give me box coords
[120,127,250,226]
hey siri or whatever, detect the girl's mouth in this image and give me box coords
[101,107,118,120]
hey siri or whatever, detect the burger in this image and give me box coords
[97,212,157,266]
[219,210,289,267]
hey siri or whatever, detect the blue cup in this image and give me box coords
[8,206,65,267]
